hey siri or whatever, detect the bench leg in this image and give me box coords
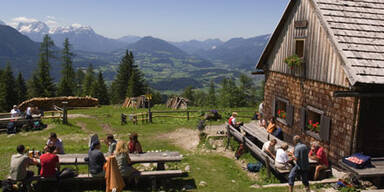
[151,176,157,191]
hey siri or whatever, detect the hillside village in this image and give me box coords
[0,0,384,192]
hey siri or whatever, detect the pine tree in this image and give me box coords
[182,86,195,105]
[15,72,27,104]
[111,50,146,103]
[111,50,134,103]
[75,69,85,96]
[126,69,146,98]
[0,63,17,112]
[207,80,217,107]
[58,38,75,96]
[82,64,94,96]
[90,71,110,105]
[30,34,56,97]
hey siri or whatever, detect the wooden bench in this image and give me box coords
[32,170,188,191]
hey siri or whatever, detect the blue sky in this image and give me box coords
[1,0,289,41]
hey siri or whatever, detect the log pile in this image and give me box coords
[122,95,148,108]
[18,96,99,111]
[166,97,189,109]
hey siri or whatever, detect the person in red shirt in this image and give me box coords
[40,145,59,178]
[308,141,329,180]
[128,133,143,154]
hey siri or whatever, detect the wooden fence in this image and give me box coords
[121,109,256,125]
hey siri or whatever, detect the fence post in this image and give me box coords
[149,112,152,123]
[62,101,68,124]
[187,110,189,120]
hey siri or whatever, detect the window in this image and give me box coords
[295,39,305,58]
[300,106,331,142]
[276,99,288,121]
[305,106,322,133]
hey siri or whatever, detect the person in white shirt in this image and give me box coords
[262,139,277,159]
[10,105,21,118]
[26,105,32,120]
[275,143,293,170]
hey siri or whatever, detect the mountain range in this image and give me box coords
[0,19,268,91]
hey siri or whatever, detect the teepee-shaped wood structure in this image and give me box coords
[166,97,189,109]
[122,95,147,108]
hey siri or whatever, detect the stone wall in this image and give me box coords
[264,71,357,163]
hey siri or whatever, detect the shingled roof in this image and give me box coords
[257,0,384,85]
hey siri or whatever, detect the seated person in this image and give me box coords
[40,145,59,178]
[308,141,329,180]
[228,112,243,131]
[262,139,277,159]
[104,134,117,156]
[128,133,143,154]
[87,141,106,177]
[266,117,276,134]
[275,143,293,170]
[114,141,139,183]
[10,105,21,118]
[9,145,39,182]
[88,134,100,152]
[45,132,64,154]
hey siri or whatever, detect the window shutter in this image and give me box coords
[272,97,276,117]
[287,105,294,127]
[300,108,306,132]
[320,115,331,142]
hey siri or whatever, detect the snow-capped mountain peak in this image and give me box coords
[17,21,49,34]
[49,23,94,34]
[0,20,6,25]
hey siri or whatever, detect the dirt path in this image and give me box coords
[76,122,91,134]
[160,124,261,182]
[101,123,113,134]
[68,114,95,119]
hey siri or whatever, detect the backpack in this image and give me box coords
[247,162,263,172]
[58,168,78,179]
[7,122,16,134]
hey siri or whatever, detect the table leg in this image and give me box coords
[157,162,165,170]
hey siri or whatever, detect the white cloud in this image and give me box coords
[8,16,38,28]
[12,16,37,23]
[46,19,58,28]
[46,16,56,20]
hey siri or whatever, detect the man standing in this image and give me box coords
[289,135,310,192]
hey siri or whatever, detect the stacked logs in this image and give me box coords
[166,97,189,109]
[18,96,99,111]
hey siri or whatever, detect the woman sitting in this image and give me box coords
[266,117,276,134]
[275,143,293,170]
[114,140,139,183]
[128,133,143,154]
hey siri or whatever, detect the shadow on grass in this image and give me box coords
[34,177,197,192]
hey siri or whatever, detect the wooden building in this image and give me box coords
[255,0,384,164]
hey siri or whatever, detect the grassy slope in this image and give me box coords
[0,105,291,191]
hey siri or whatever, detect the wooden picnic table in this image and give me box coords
[57,151,183,165]
[339,158,384,178]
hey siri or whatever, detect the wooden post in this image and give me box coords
[62,102,68,124]
[225,125,230,151]
[142,113,144,124]
[187,110,189,120]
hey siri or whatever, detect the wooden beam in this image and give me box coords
[333,91,384,97]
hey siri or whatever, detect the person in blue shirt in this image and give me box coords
[288,135,310,192]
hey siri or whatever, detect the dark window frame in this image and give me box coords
[304,106,323,140]
[295,38,305,58]
[275,97,289,125]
